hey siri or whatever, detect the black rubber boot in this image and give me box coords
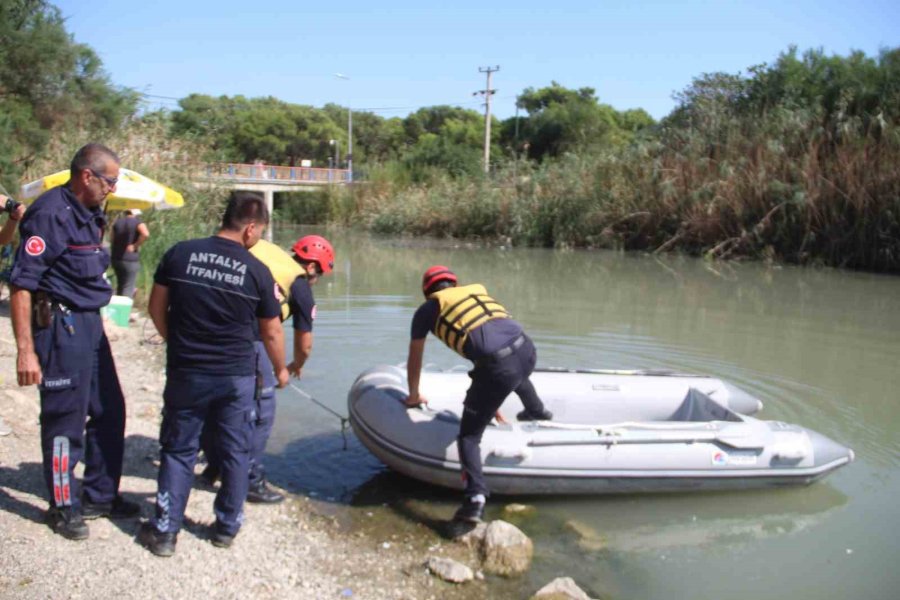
[47,507,89,541]
[137,522,177,557]
[452,497,485,523]
[211,522,235,548]
[246,480,285,504]
[516,408,553,421]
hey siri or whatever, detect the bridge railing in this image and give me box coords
[203,162,350,184]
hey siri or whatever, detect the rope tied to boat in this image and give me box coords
[289,382,350,450]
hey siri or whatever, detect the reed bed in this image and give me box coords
[339,107,899,273]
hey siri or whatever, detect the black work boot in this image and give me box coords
[246,479,285,504]
[82,495,142,520]
[452,496,486,523]
[516,408,553,422]
[137,522,177,557]
[210,523,235,548]
[46,507,90,541]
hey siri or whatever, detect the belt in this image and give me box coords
[54,303,97,314]
[52,299,99,314]
[476,334,525,366]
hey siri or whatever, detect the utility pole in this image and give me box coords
[474,65,499,174]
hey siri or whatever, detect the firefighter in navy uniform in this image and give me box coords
[139,192,288,557]
[404,266,552,523]
[200,234,335,504]
[9,143,140,541]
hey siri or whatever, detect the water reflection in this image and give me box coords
[264,227,899,600]
[547,484,849,553]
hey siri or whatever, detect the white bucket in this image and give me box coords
[102,295,133,327]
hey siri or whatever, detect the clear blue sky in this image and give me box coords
[54,0,898,121]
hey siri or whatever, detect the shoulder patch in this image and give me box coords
[25,236,46,256]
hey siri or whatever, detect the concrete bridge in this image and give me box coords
[195,162,351,240]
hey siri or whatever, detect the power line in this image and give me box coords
[140,93,183,100]
[132,90,523,118]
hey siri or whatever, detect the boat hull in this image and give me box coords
[348,365,853,495]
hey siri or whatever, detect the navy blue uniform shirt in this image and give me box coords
[411,298,523,361]
[154,236,280,375]
[289,276,315,333]
[10,185,112,310]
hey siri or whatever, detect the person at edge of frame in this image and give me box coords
[403,266,553,524]
[199,234,335,504]
[138,191,288,557]
[0,193,26,245]
[9,143,141,541]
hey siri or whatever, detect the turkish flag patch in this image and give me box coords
[25,236,46,256]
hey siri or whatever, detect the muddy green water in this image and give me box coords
[265,227,899,599]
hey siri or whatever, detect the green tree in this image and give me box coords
[172,95,342,166]
[0,0,137,185]
[321,104,406,166]
[513,82,653,159]
[402,106,483,143]
[400,106,486,178]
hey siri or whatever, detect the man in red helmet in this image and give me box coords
[405,266,551,523]
[285,235,334,378]
[200,233,335,504]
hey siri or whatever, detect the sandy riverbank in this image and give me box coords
[0,308,493,600]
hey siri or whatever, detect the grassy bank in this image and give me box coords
[301,106,900,273]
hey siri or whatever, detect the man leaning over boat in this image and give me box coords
[404,266,552,523]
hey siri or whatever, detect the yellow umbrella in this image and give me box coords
[19,168,184,210]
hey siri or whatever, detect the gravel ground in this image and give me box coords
[0,309,492,600]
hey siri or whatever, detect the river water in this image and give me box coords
[264,227,899,599]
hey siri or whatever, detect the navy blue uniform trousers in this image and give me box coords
[35,309,125,509]
[201,342,276,487]
[153,372,256,537]
[458,334,541,498]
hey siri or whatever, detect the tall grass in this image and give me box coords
[320,107,900,272]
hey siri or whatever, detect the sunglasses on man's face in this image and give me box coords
[90,170,118,187]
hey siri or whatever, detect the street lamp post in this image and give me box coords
[330,139,340,173]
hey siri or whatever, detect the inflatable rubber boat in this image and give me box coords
[347,365,854,495]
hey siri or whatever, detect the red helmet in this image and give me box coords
[292,235,335,275]
[422,265,457,296]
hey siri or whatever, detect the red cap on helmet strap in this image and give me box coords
[422,265,457,295]
[292,235,335,275]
